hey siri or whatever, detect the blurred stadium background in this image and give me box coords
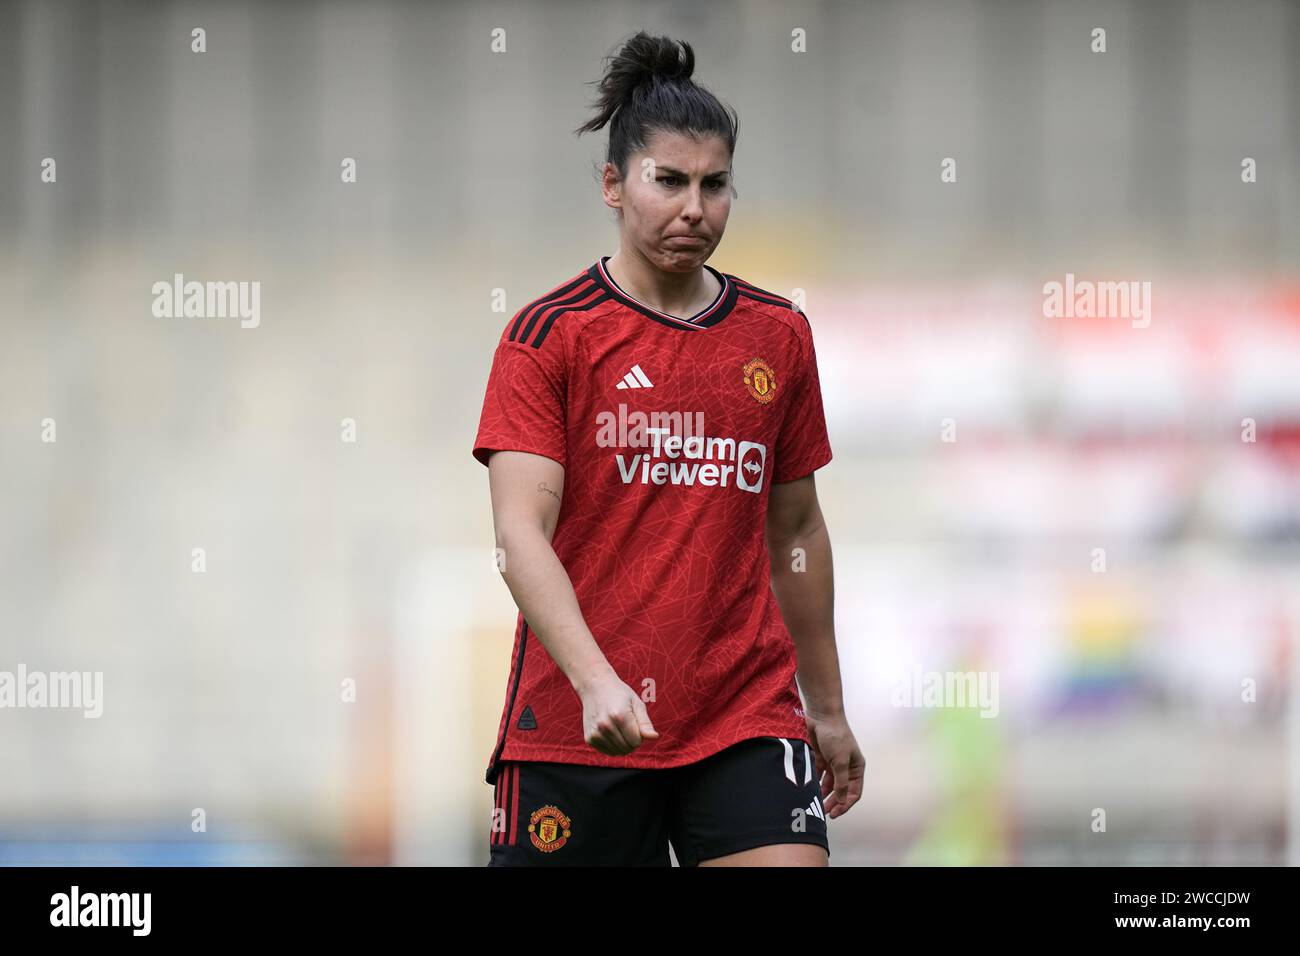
[1,0,1297,865]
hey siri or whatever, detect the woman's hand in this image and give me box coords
[806,710,865,818]
[576,672,660,756]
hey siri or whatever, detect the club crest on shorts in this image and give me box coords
[528,804,572,852]
[743,358,778,404]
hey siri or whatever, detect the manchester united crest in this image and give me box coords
[743,358,778,404]
[528,804,572,853]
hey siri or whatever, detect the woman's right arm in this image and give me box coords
[487,449,658,755]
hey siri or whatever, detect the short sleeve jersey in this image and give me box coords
[472,256,833,784]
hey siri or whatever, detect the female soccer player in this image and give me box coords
[472,31,864,866]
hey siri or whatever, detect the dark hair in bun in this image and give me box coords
[575,31,739,182]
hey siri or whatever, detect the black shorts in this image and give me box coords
[487,735,830,866]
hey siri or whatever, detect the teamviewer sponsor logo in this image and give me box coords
[612,427,766,493]
[595,405,767,493]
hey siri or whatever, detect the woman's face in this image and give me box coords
[602,130,733,272]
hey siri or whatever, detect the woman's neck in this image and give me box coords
[605,250,719,320]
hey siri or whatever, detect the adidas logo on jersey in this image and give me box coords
[615,364,654,389]
[806,797,826,822]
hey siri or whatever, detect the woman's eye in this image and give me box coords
[658,177,727,190]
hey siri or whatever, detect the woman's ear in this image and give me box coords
[601,162,624,210]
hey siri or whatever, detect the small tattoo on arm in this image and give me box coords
[537,482,560,501]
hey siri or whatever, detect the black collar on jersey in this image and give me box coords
[589,255,739,331]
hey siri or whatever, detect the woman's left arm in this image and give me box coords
[766,473,865,818]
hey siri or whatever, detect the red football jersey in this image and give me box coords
[472,256,833,784]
